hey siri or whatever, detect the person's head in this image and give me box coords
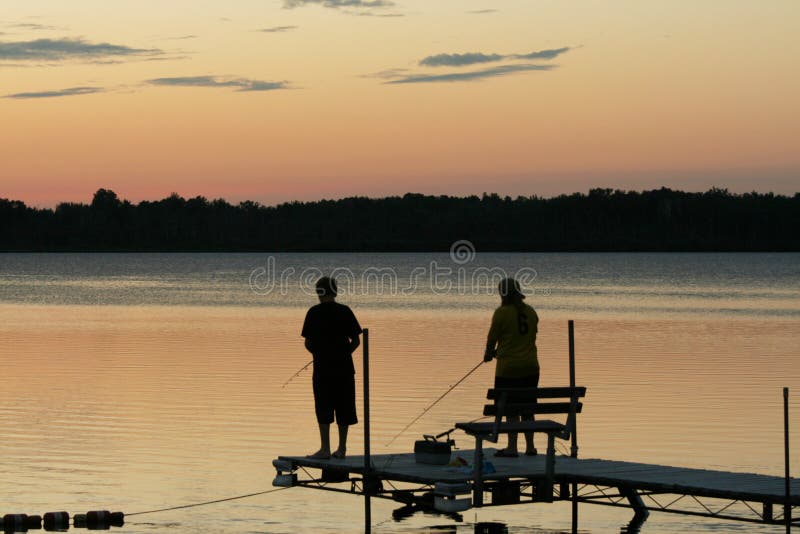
[315,276,338,302]
[498,277,525,307]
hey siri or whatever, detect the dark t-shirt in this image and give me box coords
[301,302,362,375]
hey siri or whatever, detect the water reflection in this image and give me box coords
[0,253,798,533]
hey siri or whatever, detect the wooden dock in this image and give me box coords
[274,327,798,531]
[273,449,800,529]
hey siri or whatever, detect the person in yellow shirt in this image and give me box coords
[483,278,540,457]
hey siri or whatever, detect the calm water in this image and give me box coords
[1,253,799,533]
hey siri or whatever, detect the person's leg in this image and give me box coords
[505,414,520,454]
[308,423,332,458]
[525,369,540,455]
[332,372,357,459]
[309,376,334,458]
[333,424,349,458]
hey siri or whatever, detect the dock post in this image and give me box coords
[568,320,579,532]
[568,320,577,458]
[473,438,484,507]
[363,328,371,533]
[784,387,790,534]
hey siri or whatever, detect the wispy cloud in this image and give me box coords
[0,37,163,62]
[515,47,571,60]
[283,0,395,9]
[420,52,503,67]
[147,75,289,92]
[362,67,410,79]
[4,86,104,99]
[385,63,554,84]
[9,22,64,31]
[420,47,571,67]
[467,9,498,14]
[257,25,298,33]
[343,10,404,17]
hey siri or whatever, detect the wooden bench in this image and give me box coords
[455,386,586,505]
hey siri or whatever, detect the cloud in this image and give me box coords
[257,25,298,33]
[362,67,410,79]
[10,23,63,31]
[514,47,571,60]
[147,75,289,92]
[385,63,554,84]
[0,37,163,62]
[283,0,395,9]
[343,10,404,17]
[420,52,503,67]
[4,86,104,99]
[467,9,498,14]
[420,47,571,67]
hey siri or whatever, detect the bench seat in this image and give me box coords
[455,385,586,505]
[455,420,566,435]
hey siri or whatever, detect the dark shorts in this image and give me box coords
[494,369,540,390]
[313,372,358,426]
[494,370,540,419]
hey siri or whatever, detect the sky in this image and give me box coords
[1,0,798,207]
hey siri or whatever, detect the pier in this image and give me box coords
[274,324,797,531]
[274,449,800,528]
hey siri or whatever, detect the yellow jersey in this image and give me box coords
[487,303,539,378]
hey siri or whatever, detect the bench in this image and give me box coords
[455,385,586,505]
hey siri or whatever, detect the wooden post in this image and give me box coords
[568,320,577,458]
[363,328,371,533]
[784,387,791,533]
[569,320,579,532]
[472,438,484,507]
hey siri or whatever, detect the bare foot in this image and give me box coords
[306,449,331,459]
[332,449,346,459]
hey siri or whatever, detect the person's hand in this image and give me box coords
[483,350,495,362]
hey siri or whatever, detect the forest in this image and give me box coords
[1,187,798,251]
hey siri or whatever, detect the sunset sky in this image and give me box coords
[2,0,798,207]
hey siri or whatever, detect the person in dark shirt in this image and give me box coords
[301,277,362,459]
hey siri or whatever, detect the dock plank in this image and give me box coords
[277,451,800,505]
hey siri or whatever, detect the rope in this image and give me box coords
[127,487,290,517]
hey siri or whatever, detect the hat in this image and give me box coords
[498,278,525,299]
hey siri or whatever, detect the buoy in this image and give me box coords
[43,512,69,532]
[2,514,29,533]
[26,516,41,531]
[80,512,123,531]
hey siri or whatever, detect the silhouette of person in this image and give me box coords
[483,278,540,457]
[302,277,362,459]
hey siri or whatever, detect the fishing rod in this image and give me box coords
[386,360,485,446]
[281,360,313,388]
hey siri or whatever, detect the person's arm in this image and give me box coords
[484,340,496,362]
[484,309,500,361]
[348,335,360,354]
[346,307,362,355]
[301,308,314,354]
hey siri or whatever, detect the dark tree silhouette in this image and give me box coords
[0,187,797,251]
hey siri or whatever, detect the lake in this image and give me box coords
[1,252,798,533]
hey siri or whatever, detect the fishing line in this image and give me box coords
[386,360,486,446]
[127,487,290,517]
[281,360,313,388]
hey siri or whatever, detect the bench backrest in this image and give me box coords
[485,386,586,446]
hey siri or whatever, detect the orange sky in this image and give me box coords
[1,0,798,207]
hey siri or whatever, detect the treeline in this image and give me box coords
[1,188,798,251]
